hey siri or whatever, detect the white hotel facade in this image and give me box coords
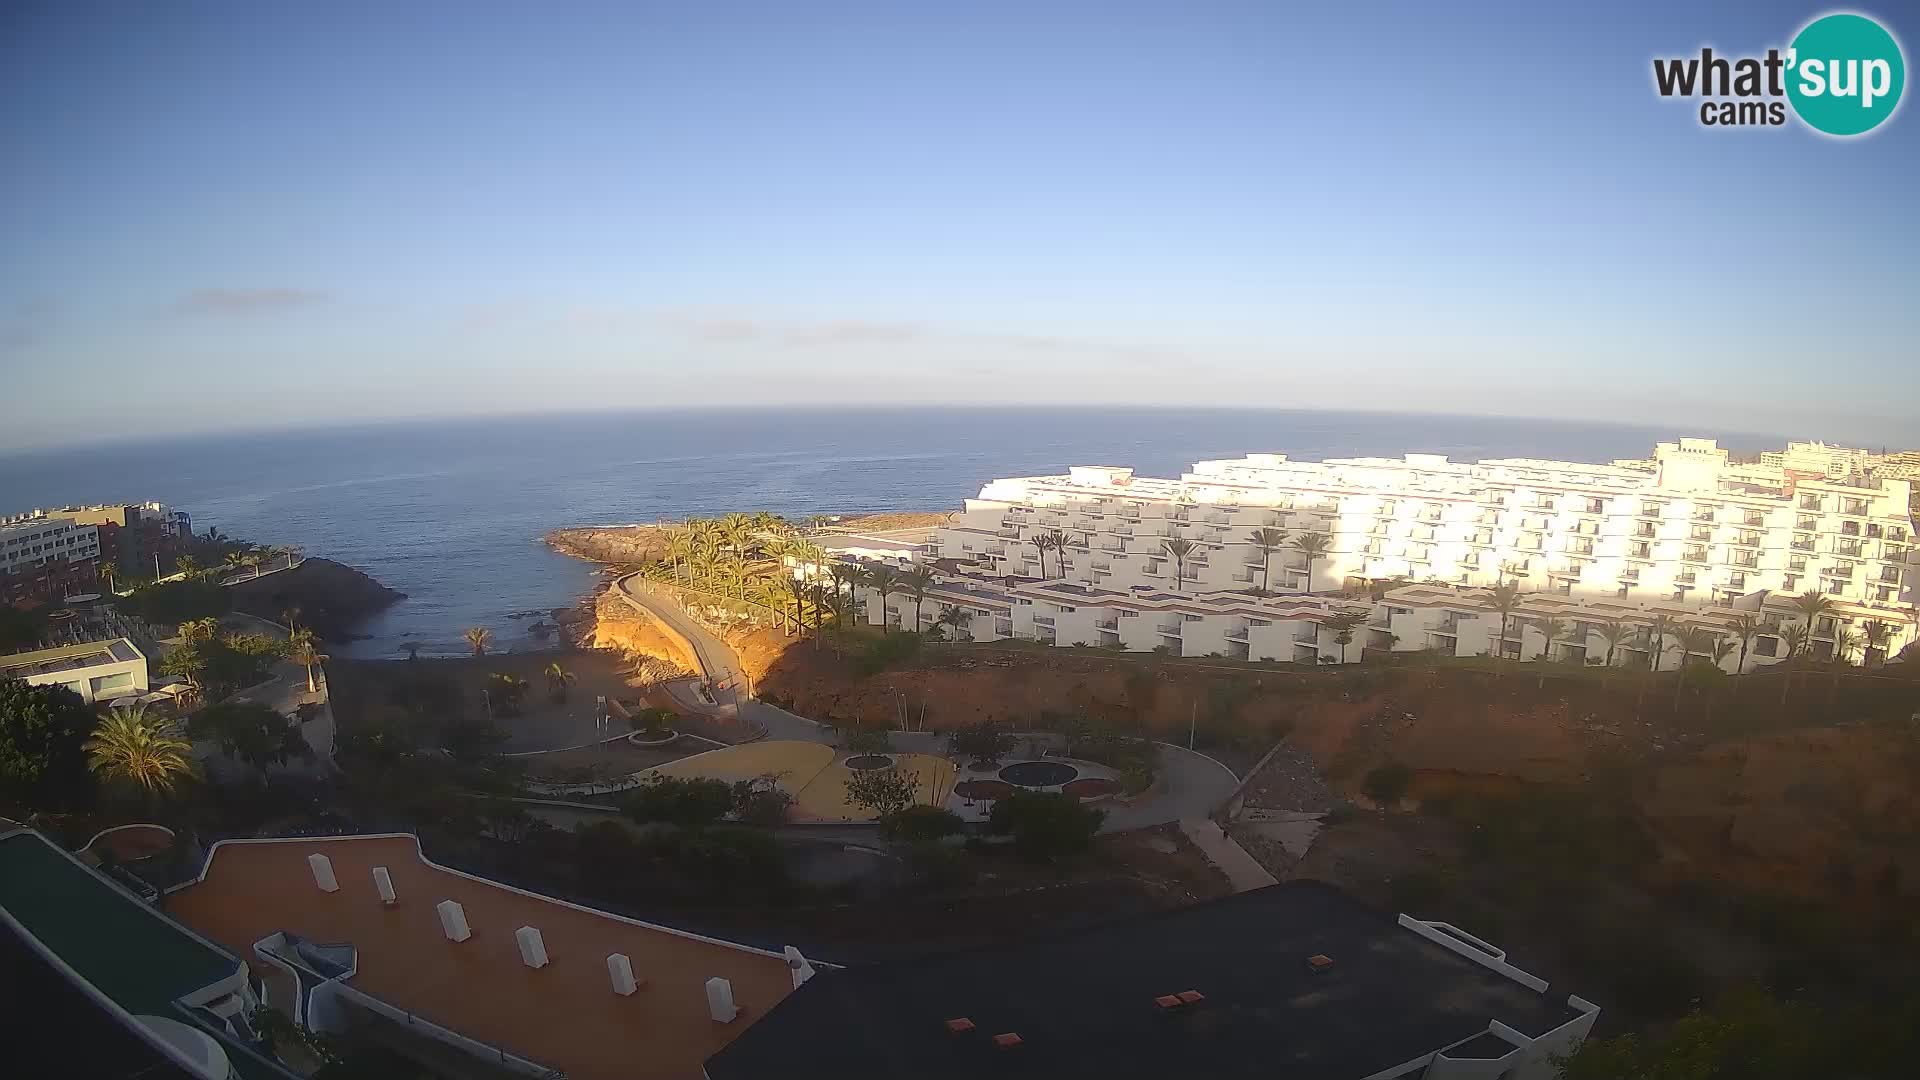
[847,438,1919,671]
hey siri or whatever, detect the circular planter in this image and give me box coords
[1061,777,1120,800]
[955,779,1016,801]
[998,760,1079,788]
[844,753,895,771]
[626,730,679,747]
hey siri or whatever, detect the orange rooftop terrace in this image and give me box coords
[167,834,798,1080]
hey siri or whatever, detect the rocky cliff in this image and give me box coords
[546,525,674,567]
[227,558,404,641]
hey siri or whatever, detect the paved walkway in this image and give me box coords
[608,574,1241,832]
[1179,818,1279,892]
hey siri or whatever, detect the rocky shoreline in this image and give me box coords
[227,557,405,642]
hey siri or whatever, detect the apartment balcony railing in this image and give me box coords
[1743,513,1766,527]
[1225,625,1250,641]
[1675,571,1696,585]
[1790,539,1816,552]
[1157,622,1183,636]
[1293,629,1320,644]
[1031,615,1056,627]
[1822,565,1854,579]
[1619,568,1640,581]
[1693,511,1716,523]
[1434,616,1462,634]
[1094,617,1118,630]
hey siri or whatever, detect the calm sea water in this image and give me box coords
[0,408,1785,658]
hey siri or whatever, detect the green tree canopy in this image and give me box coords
[623,775,735,826]
[189,701,312,773]
[117,579,230,625]
[987,790,1104,859]
[0,678,98,812]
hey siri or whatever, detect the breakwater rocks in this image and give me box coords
[228,557,404,641]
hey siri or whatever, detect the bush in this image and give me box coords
[623,775,734,826]
[907,841,975,890]
[844,765,919,818]
[729,779,794,826]
[855,631,922,674]
[117,579,230,625]
[948,724,1015,766]
[842,725,892,755]
[628,707,677,738]
[1362,761,1412,806]
[988,790,1104,860]
[882,804,964,843]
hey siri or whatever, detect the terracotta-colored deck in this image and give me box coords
[167,835,794,1080]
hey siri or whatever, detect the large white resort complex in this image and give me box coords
[840,438,1919,670]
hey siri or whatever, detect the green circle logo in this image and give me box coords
[1786,13,1906,136]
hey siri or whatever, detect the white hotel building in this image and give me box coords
[849,438,1918,671]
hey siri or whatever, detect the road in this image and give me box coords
[608,573,1241,831]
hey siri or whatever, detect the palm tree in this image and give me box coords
[1532,616,1570,663]
[1596,617,1633,670]
[752,577,794,633]
[1674,627,1722,709]
[784,575,810,637]
[1778,623,1809,706]
[718,513,754,558]
[174,554,199,578]
[1728,613,1763,675]
[866,565,901,631]
[1325,612,1365,662]
[179,617,220,644]
[1045,529,1072,579]
[787,538,828,580]
[240,551,263,578]
[1487,581,1522,672]
[281,606,302,638]
[1289,532,1332,593]
[1028,533,1052,578]
[85,706,195,799]
[663,530,694,582]
[1645,614,1680,673]
[289,633,327,694]
[827,564,856,624]
[544,662,576,703]
[937,604,973,641]
[1861,619,1894,667]
[1829,628,1866,707]
[1789,589,1833,642]
[464,626,493,656]
[1161,538,1196,593]
[1247,527,1288,594]
[98,561,118,594]
[904,565,936,632]
[223,550,247,577]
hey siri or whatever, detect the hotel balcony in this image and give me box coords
[1293,628,1320,644]
[1821,565,1854,579]
[1225,624,1250,641]
[1157,622,1183,636]
[1790,539,1816,552]
[1032,614,1056,627]
[1094,617,1119,630]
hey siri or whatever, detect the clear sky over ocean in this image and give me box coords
[2,1,1914,450]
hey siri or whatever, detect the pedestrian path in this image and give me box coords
[1179,817,1278,892]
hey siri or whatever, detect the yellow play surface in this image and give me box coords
[645,740,957,822]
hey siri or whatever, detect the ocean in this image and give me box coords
[0,408,1786,658]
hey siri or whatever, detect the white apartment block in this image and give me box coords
[0,637,149,703]
[0,516,100,576]
[847,438,1919,670]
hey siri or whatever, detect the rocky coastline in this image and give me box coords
[226,557,405,642]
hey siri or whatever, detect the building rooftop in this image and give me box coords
[167,834,798,1080]
[706,880,1584,1080]
[0,829,240,1017]
[0,636,143,675]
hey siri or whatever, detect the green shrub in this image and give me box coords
[883,804,963,843]
[907,841,975,890]
[855,632,922,674]
[628,707,677,737]
[987,790,1105,860]
[118,579,229,625]
[728,779,794,826]
[622,775,734,825]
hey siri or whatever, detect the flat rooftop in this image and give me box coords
[707,881,1583,1080]
[167,834,797,1080]
[0,829,240,1017]
[0,636,142,676]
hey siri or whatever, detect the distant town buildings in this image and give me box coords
[0,515,100,604]
[54,502,193,580]
[848,437,1918,669]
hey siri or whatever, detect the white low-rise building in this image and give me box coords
[843,437,1917,668]
[0,637,149,702]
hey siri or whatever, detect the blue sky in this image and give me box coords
[2,0,1914,450]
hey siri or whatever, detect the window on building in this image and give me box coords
[1816,616,1837,635]
[1754,636,1780,657]
[1782,575,1800,591]
[1800,494,1823,510]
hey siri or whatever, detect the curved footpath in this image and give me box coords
[608,574,1242,834]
